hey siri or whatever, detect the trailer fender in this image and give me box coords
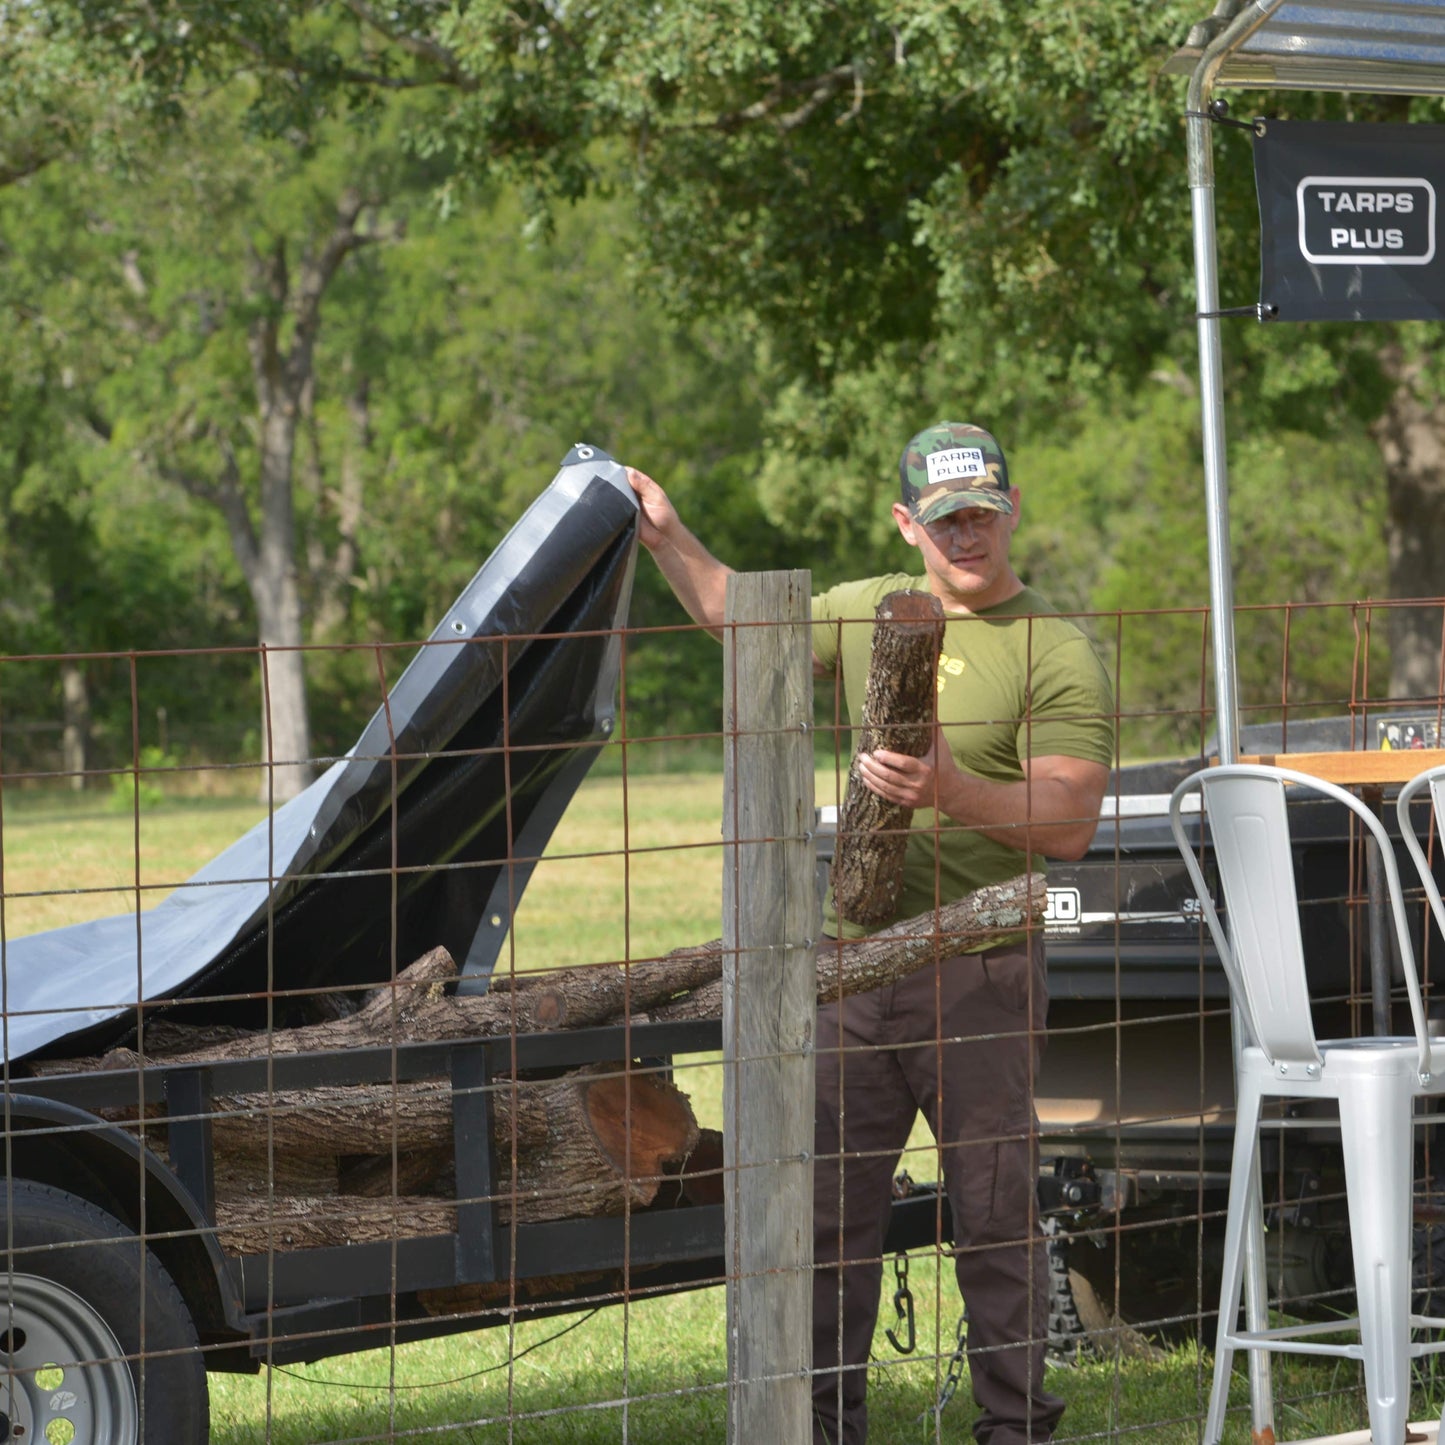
[1,1092,244,1338]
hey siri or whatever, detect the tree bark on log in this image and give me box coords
[40,875,1043,1082]
[164,1064,698,1191]
[213,1158,679,1252]
[649,872,1045,1022]
[830,589,945,928]
[62,941,736,1073]
[202,1062,701,1250]
[209,1150,339,1201]
[213,1194,458,1253]
[199,1063,687,1161]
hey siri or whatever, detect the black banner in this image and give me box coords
[1254,119,1445,322]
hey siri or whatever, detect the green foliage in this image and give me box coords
[106,744,178,812]
[1,0,1433,765]
[1012,383,1387,754]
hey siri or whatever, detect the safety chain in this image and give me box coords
[884,1252,916,1354]
[921,1311,969,1425]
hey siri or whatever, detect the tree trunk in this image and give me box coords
[831,589,945,927]
[60,661,89,791]
[253,554,313,804]
[225,190,380,804]
[306,371,368,641]
[1374,342,1445,702]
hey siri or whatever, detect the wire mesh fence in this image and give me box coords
[3,585,1445,1444]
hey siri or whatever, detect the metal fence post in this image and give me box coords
[722,569,817,1442]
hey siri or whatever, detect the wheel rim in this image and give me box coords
[0,1272,138,1444]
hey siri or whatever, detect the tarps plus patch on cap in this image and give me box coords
[925,448,989,486]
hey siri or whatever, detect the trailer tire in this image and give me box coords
[0,1179,209,1445]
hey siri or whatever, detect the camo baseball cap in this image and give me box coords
[899,422,1012,525]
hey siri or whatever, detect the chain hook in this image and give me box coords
[883,1253,916,1355]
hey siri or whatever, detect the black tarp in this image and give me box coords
[3,445,639,1063]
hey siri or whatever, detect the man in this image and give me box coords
[627,422,1115,1444]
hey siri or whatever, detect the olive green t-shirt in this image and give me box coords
[813,575,1116,941]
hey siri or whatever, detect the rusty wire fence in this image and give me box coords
[3,591,1445,1444]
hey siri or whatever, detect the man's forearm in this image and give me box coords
[856,748,1107,860]
[645,526,733,638]
[932,768,1103,860]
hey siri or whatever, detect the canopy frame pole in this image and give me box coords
[1188,0,1286,767]
[1187,5,1288,1439]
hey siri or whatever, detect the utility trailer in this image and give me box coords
[0,446,960,1445]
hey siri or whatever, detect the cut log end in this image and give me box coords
[880,589,946,628]
[585,1068,700,1184]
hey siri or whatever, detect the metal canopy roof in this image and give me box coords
[1165,1,1445,97]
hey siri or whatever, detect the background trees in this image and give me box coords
[0,0,1431,777]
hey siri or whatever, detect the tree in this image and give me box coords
[286,182,780,756]
[38,0,1445,726]
[2,4,117,187]
[5,116,778,774]
[63,90,422,800]
[0,149,256,786]
[603,2,1445,713]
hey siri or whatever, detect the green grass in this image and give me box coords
[0,791,270,936]
[203,1264,1443,1444]
[6,773,1430,1442]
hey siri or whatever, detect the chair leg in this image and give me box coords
[1339,1073,1415,1445]
[1241,1161,1276,1439]
[1207,1079,1267,1445]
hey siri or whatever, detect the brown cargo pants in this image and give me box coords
[811,933,1063,1445]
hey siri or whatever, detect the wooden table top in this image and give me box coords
[1236,749,1445,786]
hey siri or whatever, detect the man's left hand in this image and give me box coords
[855,738,956,811]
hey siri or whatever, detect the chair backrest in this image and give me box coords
[1396,763,1445,1019]
[1170,764,1430,1079]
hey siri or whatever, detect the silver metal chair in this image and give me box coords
[1169,763,1445,1445]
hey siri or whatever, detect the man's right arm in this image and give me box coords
[628,467,831,675]
[626,468,733,638]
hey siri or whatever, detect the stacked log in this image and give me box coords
[199,1060,703,1249]
[29,874,1043,1255]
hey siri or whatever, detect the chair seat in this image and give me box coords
[1240,1038,1442,1083]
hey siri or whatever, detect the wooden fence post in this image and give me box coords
[722,569,817,1443]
